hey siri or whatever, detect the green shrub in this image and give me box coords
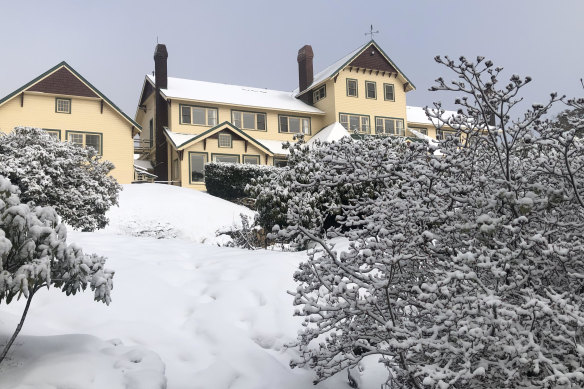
[204,162,280,200]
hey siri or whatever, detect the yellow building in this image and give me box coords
[0,62,141,184]
[135,41,451,190]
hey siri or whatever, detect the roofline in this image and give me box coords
[164,122,275,156]
[0,61,141,132]
[296,40,416,97]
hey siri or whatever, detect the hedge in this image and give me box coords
[204,162,281,200]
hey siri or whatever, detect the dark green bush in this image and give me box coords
[205,162,280,200]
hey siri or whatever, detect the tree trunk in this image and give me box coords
[0,287,37,365]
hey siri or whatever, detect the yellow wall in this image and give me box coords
[0,92,135,184]
[333,68,408,133]
[312,79,336,130]
[177,135,271,190]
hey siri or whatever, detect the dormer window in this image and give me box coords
[313,85,326,102]
[55,98,71,114]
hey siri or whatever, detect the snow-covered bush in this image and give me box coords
[204,161,280,200]
[0,175,113,364]
[0,127,121,231]
[288,57,584,388]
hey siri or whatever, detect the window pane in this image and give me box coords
[85,134,100,153]
[289,117,300,133]
[349,116,360,132]
[280,116,288,132]
[69,133,83,145]
[215,155,238,163]
[376,118,383,133]
[190,154,207,182]
[347,80,357,96]
[302,118,310,134]
[366,82,376,98]
[396,120,404,135]
[193,108,206,125]
[385,84,394,100]
[340,114,348,130]
[257,114,266,131]
[361,117,369,133]
[244,155,259,164]
[208,109,217,126]
[243,112,255,129]
[218,133,232,148]
[233,111,242,128]
[181,106,191,124]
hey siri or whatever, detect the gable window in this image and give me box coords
[243,155,260,164]
[218,133,232,148]
[232,111,266,131]
[189,152,207,183]
[279,115,310,134]
[409,127,428,136]
[346,79,358,97]
[213,154,239,163]
[67,131,102,154]
[55,98,71,114]
[384,83,395,101]
[180,105,217,126]
[313,85,326,102]
[340,113,370,134]
[365,81,376,99]
[375,117,405,136]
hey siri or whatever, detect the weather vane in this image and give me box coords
[365,25,379,40]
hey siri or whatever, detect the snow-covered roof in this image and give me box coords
[255,139,291,155]
[163,128,198,148]
[146,75,323,115]
[134,159,153,171]
[306,122,351,146]
[406,106,457,126]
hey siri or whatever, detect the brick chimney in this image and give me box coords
[154,44,168,89]
[297,45,314,93]
[153,43,169,181]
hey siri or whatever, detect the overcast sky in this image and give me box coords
[1,0,582,119]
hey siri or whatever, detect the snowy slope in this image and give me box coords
[0,184,385,389]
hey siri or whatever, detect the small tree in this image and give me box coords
[287,57,584,388]
[0,175,113,364]
[0,127,121,231]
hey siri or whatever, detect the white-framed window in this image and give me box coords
[346,79,358,97]
[243,155,260,164]
[67,132,102,154]
[279,115,310,134]
[189,152,207,183]
[340,113,370,134]
[384,83,395,101]
[213,154,239,163]
[365,81,376,99]
[375,117,405,136]
[172,158,179,180]
[180,105,218,126]
[218,133,232,148]
[313,85,326,102]
[232,111,266,131]
[56,98,71,114]
[409,127,428,136]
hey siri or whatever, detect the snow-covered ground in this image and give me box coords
[0,184,380,389]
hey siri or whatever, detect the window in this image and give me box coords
[339,113,370,134]
[365,81,376,99]
[44,129,61,139]
[313,85,326,102]
[55,98,71,114]
[273,157,288,167]
[172,158,179,180]
[346,79,358,97]
[232,111,266,131]
[243,155,260,164]
[436,129,460,142]
[375,117,405,136]
[180,105,218,126]
[384,83,395,101]
[279,115,310,134]
[189,152,207,183]
[409,127,428,136]
[218,133,232,148]
[67,131,102,154]
[213,154,239,163]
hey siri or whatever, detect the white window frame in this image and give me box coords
[213,154,240,163]
[67,131,102,154]
[313,85,326,102]
[180,105,218,126]
[346,79,358,97]
[189,152,207,183]
[365,81,376,99]
[56,98,71,114]
[384,83,395,101]
[375,117,405,136]
[279,115,310,134]
[218,133,232,148]
[340,113,370,134]
[231,111,266,131]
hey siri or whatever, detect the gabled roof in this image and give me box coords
[406,106,457,126]
[306,122,351,145]
[0,61,141,133]
[294,40,415,96]
[145,75,324,115]
[163,121,274,156]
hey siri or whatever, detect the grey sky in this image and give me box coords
[1,0,582,119]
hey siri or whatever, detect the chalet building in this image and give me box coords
[0,62,141,184]
[135,41,448,190]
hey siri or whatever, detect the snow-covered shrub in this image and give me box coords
[0,175,113,364]
[0,127,121,231]
[288,57,584,388]
[204,161,280,200]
